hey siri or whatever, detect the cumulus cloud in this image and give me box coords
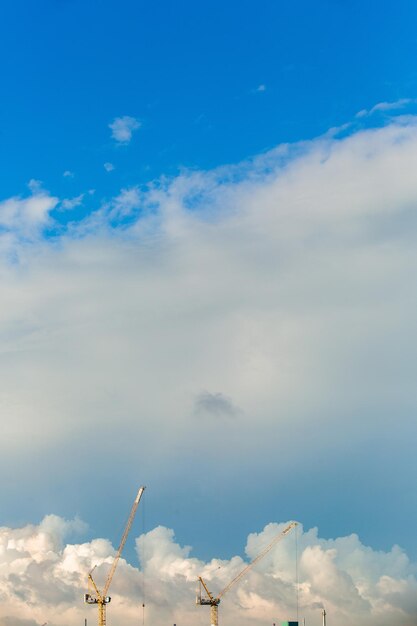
[109,116,141,143]
[104,162,115,172]
[63,170,74,178]
[0,517,416,626]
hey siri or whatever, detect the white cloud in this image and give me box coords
[63,170,74,178]
[104,162,115,172]
[110,186,141,218]
[61,193,84,210]
[28,178,43,193]
[109,116,141,144]
[256,84,266,92]
[355,98,414,118]
[0,517,415,626]
[0,185,58,245]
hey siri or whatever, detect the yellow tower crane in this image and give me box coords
[196,520,297,626]
[84,486,145,626]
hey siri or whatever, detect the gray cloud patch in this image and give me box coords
[194,391,240,419]
[0,619,39,626]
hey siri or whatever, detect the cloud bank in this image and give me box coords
[0,516,416,626]
[1,114,417,560]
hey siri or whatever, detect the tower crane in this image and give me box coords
[196,521,297,626]
[84,486,145,626]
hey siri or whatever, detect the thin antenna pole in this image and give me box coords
[295,524,299,622]
[142,489,146,626]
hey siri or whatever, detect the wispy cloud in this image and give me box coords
[108,186,141,219]
[356,98,414,118]
[109,115,141,144]
[63,170,74,178]
[61,193,84,210]
[104,162,115,172]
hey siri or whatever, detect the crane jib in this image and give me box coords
[197,521,298,626]
[85,485,146,626]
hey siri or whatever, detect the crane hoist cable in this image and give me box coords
[141,488,146,626]
[84,486,145,626]
[197,521,298,626]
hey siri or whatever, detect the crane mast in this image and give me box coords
[84,486,145,626]
[197,521,297,626]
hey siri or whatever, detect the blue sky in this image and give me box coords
[2,0,417,204]
[2,4,417,625]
